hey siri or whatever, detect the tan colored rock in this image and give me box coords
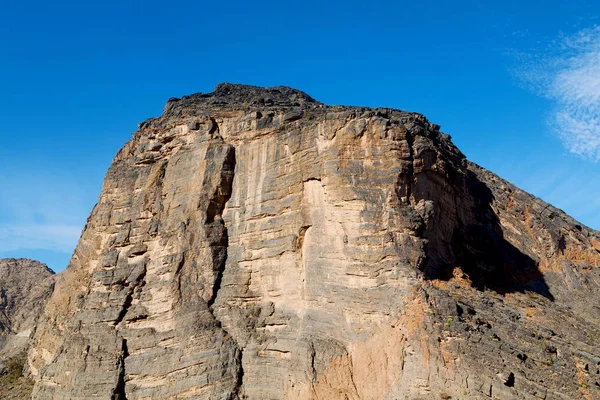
[28,84,600,399]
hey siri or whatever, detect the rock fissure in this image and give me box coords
[114,264,147,327]
[204,142,245,399]
[206,237,226,310]
[230,347,245,400]
[206,144,235,309]
[111,338,129,400]
[403,126,416,207]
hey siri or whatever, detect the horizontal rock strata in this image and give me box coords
[28,84,600,399]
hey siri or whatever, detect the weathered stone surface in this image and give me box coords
[0,258,55,400]
[0,259,55,336]
[0,258,55,349]
[28,84,600,399]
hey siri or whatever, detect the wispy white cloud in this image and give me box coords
[0,168,94,256]
[512,26,600,161]
[0,223,82,253]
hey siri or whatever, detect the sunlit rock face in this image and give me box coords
[28,84,600,400]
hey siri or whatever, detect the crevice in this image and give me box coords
[504,372,515,387]
[114,293,133,326]
[205,142,236,224]
[346,351,360,397]
[309,342,318,396]
[229,347,245,400]
[175,252,186,302]
[296,225,312,251]
[403,128,415,205]
[203,143,244,398]
[111,338,128,400]
[114,264,147,326]
[207,235,226,310]
[206,144,236,309]
[208,117,220,137]
[303,177,321,183]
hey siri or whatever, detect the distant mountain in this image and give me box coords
[0,258,55,399]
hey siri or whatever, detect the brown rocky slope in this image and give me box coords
[0,258,55,399]
[27,84,600,399]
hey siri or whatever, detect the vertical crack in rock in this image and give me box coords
[402,126,416,206]
[346,351,360,397]
[308,342,318,395]
[296,225,311,252]
[111,338,129,400]
[204,142,244,398]
[174,252,186,302]
[114,264,147,326]
[230,347,244,400]
[298,225,311,301]
[114,295,133,327]
[208,117,220,138]
[206,214,227,310]
[206,143,236,308]
[111,264,146,399]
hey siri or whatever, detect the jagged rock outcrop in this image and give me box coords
[28,84,600,399]
[0,258,55,346]
[0,258,55,399]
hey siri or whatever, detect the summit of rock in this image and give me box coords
[162,83,322,115]
[0,258,55,334]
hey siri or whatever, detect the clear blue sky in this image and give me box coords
[1,0,599,272]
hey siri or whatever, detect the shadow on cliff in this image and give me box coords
[420,169,554,301]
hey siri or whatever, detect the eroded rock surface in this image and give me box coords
[0,258,55,399]
[0,258,55,347]
[28,84,600,399]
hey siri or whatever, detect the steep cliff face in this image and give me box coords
[28,84,600,399]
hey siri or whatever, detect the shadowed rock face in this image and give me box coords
[28,84,600,400]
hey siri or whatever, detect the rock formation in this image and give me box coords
[27,84,600,399]
[0,258,55,399]
[0,258,55,349]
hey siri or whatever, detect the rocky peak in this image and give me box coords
[26,85,600,400]
[162,83,322,116]
[0,258,54,334]
[0,258,56,400]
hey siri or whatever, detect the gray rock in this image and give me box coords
[0,258,55,337]
[0,258,55,400]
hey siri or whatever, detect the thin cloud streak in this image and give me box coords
[0,168,94,256]
[513,26,600,161]
[0,223,82,253]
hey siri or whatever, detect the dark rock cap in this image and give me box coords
[163,83,321,115]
